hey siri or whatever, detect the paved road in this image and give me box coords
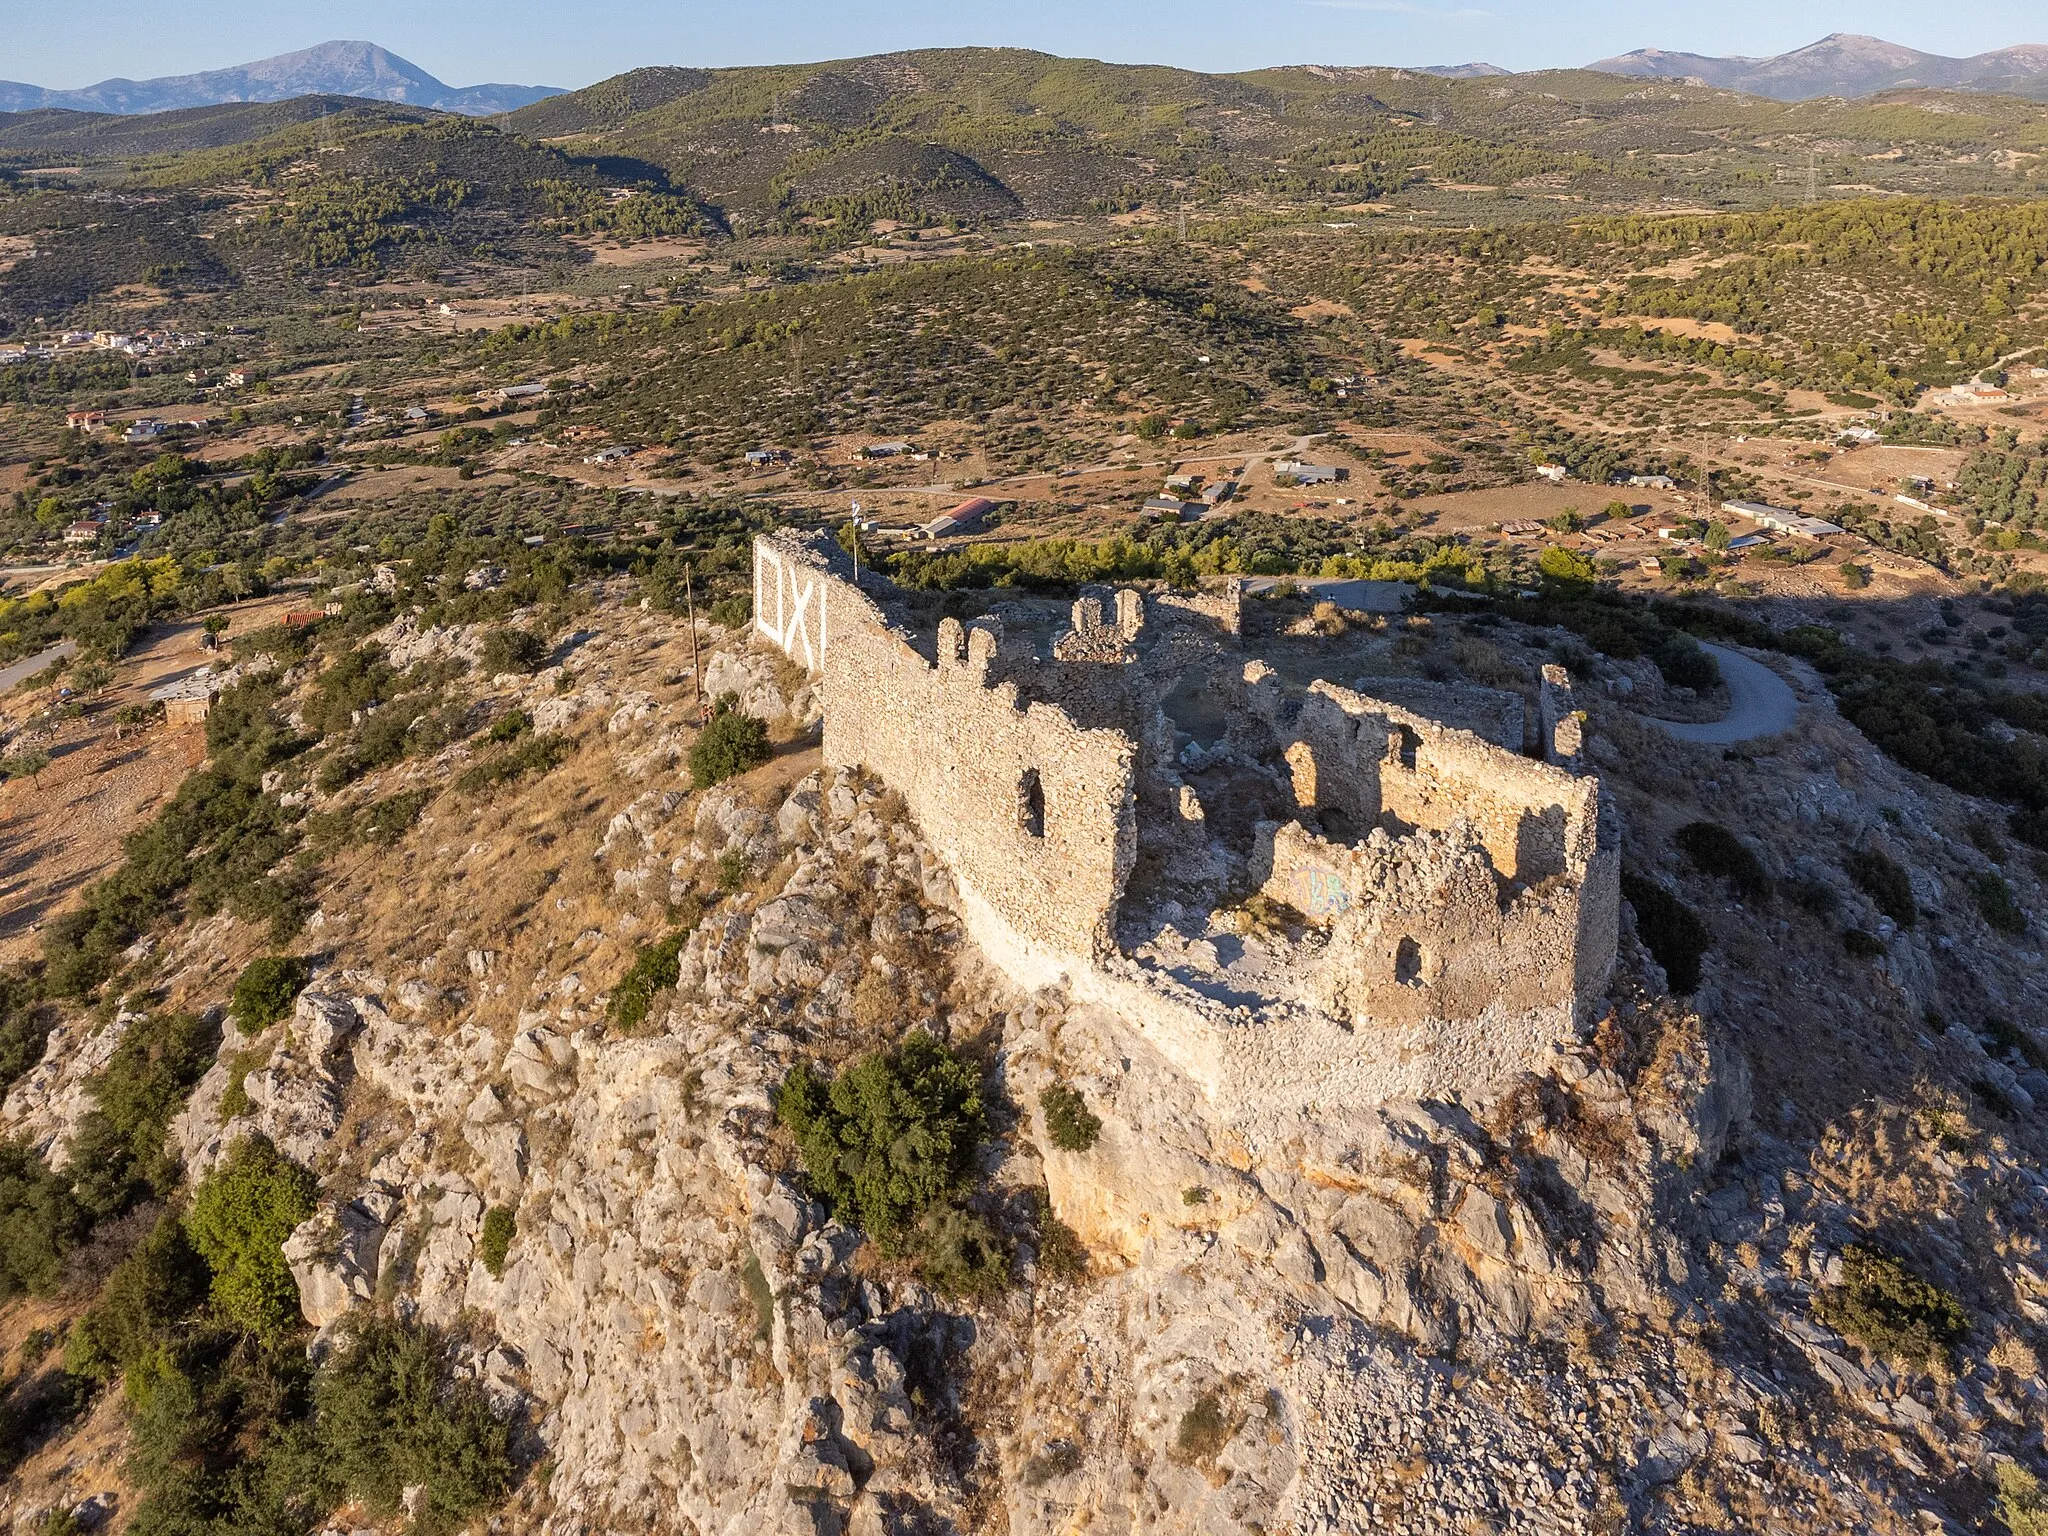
[0,639,75,694]
[1643,642,1800,745]
[1243,576,1415,613]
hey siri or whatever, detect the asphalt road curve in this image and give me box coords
[0,639,76,694]
[1644,642,1801,746]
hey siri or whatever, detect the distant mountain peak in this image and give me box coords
[0,40,564,117]
[1590,33,2048,101]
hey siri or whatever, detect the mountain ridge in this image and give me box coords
[1590,31,2048,101]
[0,39,564,117]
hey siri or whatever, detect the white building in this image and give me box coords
[1722,500,1843,539]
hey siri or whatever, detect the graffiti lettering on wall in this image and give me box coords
[1290,867,1352,919]
[755,541,828,672]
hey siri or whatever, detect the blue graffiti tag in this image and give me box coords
[1292,868,1351,917]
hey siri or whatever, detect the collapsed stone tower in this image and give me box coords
[752,530,1618,1108]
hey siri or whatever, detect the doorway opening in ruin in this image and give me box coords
[1394,724,1421,771]
[1017,769,1045,838]
[1161,672,1229,749]
[1317,804,1360,842]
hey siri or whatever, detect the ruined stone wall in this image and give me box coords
[1152,581,1244,637]
[1539,664,1585,768]
[753,534,1138,966]
[1005,591,1219,876]
[751,534,1619,1107]
[1346,676,1526,753]
[1257,674,1591,886]
[1252,677,1619,1048]
[1261,820,1588,1028]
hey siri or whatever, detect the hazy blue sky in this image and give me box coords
[4,0,2045,90]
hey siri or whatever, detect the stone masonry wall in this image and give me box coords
[1260,818,1587,1029]
[1256,674,1596,887]
[755,533,1138,966]
[1252,676,1618,1024]
[751,533,1619,1107]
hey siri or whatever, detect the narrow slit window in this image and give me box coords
[1018,768,1045,838]
[1394,935,1423,985]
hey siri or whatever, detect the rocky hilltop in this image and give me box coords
[4,585,2048,1535]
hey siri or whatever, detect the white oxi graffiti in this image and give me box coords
[754,541,828,672]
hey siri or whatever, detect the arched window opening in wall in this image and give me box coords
[1394,935,1423,985]
[1394,724,1421,771]
[1018,768,1045,838]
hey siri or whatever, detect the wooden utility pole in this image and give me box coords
[684,562,703,716]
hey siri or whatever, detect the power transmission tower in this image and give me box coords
[1806,148,1818,204]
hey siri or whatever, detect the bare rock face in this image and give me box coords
[284,1196,391,1327]
[703,642,822,727]
[209,749,1780,1536]
[174,990,369,1177]
[0,1006,142,1166]
[370,613,489,671]
[292,990,363,1060]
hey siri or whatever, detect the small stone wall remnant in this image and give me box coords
[1539,663,1585,768]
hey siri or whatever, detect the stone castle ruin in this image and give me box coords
[753,531,1619,1107]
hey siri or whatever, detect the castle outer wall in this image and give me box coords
[755,535,1137,969]
[751,532,1619,1109]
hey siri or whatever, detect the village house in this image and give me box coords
[150,672,214,726]
[65,410,106,432]
[919,497,996,540]
[1275,459,1345,485]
